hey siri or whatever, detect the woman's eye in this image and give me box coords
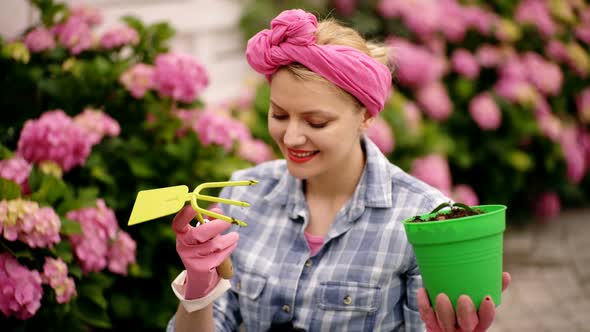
[271,113,288,120]
[309,122,327,129]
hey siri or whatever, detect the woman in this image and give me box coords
[168,9,510,332]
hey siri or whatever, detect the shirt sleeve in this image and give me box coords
[212,288,242,331]
[403,251,426,332]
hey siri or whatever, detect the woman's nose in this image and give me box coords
[283,121,306,146]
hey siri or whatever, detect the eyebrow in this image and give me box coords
[270,100,335,116]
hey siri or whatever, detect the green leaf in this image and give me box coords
[68,265,82,279]
[75,297,112,329]
[53,240,73,263]
[28,168,43,193]
[430,201,453,214]
[79,284,108,310]
[13,249,35,261]
[127,158,156,178]
[30,172,67,205]
[121,15,145,33]
[0,144,13,159]
[507,150,533,172]
[60,217,82,235]
[0,178,21,200]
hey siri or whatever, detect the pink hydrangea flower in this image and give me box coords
[521,52,563,96]
[582,130,590,171]
[469,92,502,130]
[153,53,209,103]
[545,39,569,63]
[99,26,139,49]
[399,1,440,39]
[19,206,61,248]
[73,108,121,146]
[534,191,560,220]
[0,199,61,248]
[0,253,43,320]
[498,56,527,81]
[234,88,256,110]
[107,231,137,275]
[451,49,480,79]
[533,96,562,142]
[387,38,446,88]
[380,0,440,39]
[494,78,537,105]
[536,112,562,142]
[173,108,201,137]
[67,199,119,274]
[515,0,557,38]
[462,5,498,36]
[42,257,76,304]
[366,115,394,154]
[238,139,275,164]
[70,5,102,26]
[410,154,452,195]
[334,0,357,16]
[575,23,590,45]
[475,44,503,68]
[23,27,55,53]
[576,88,590,124]
[378,0,438,38]
[17,110,93,172]
[377,0,404,18]
[120,63,155,99]
[451,184,479,206]
[560,126,587,184]
[403,101,423,134]
[52,16,93,55]
[0,156,32,194]
[438,0,468,42]
[193,109,251,152]
[416,81,453,121]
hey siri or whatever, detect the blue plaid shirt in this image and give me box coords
[168,137,448,331]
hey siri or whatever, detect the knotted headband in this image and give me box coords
[245,9,392,116]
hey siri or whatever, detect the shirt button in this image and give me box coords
[343,295,353,305]
[304,259,313,267]
[282,304,291,313]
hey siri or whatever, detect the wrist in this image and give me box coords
[171,270,231,313]
[185,270,220,300]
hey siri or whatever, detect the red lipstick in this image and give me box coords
[287,148,318,164]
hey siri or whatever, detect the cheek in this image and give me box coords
[268,120,283,144]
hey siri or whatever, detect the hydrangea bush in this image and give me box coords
[240,0,590,222]
[1,0,273,330]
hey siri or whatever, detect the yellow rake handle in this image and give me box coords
[189,180,258,279]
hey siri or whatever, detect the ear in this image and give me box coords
[359,108,375,132]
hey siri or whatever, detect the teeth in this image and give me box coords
[292,151,315,158]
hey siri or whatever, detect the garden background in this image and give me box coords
[0,0,589,331]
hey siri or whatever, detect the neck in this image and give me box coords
[305,140,365,204]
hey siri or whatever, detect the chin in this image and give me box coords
[285,163,311,180]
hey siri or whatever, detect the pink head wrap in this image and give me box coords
[246,9,392,116]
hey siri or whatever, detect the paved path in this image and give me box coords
[490,208,590,332]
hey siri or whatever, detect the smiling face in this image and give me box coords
[268,68,373,180]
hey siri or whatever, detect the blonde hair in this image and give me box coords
[285,18,391,107]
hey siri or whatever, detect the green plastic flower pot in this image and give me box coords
[402,205,507,310]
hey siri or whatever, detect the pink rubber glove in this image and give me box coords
[172,206,239,300]
[418,272,511,332]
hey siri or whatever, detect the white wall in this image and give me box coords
[0,0,255,104]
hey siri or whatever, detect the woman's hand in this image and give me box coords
[172,206,239,300]
[418,272,511,332]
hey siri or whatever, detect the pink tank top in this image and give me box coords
[304,231,325,255]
